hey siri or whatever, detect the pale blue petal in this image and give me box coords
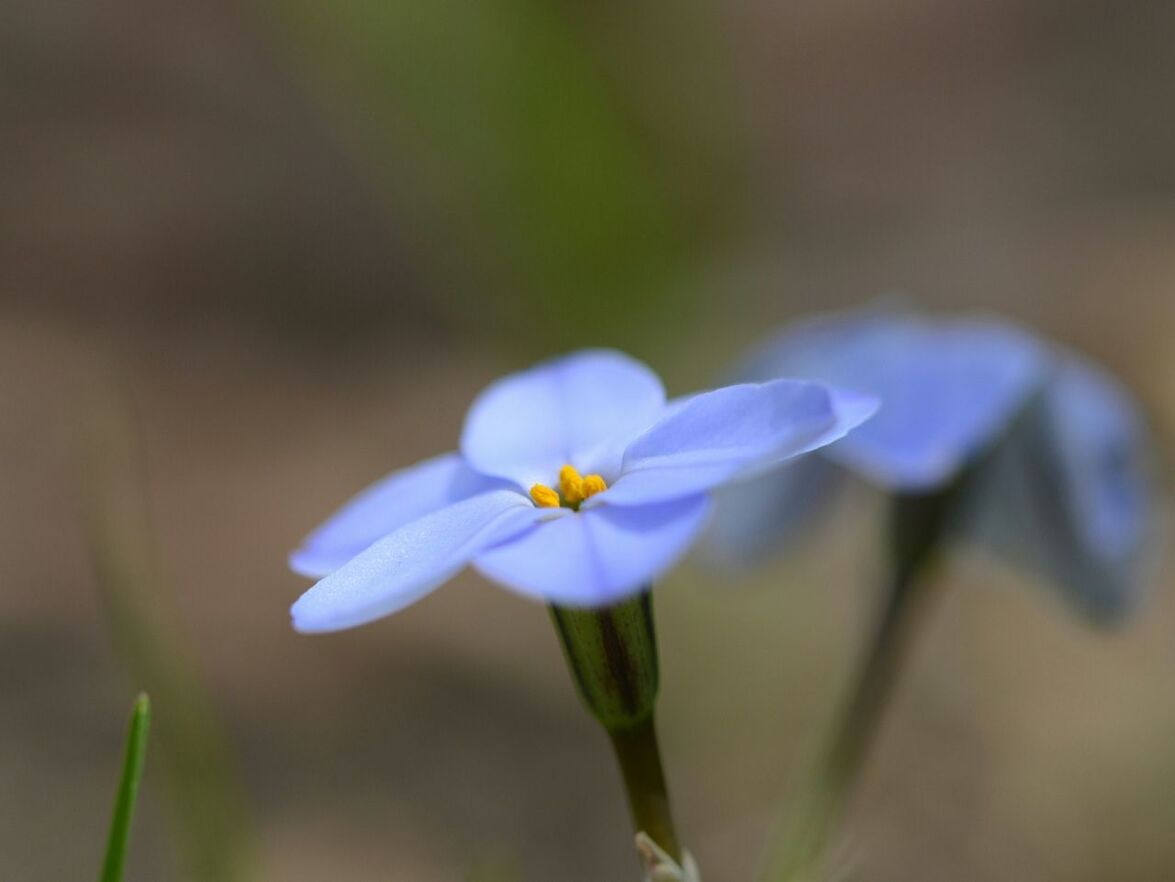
[962,358,1154,621]
[704,455,845,564]
[290,452,507,578]
[473,495,712,607]
[740,311,1048,490]
[291,489,550,632]
[460,349,666,488]
[1049,361,1150,560]
[597,380,877,506]
[660,393,699,420]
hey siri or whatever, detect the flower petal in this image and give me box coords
[289,452,507,578]
[291,489,548,632]
[962,358,1155,621]
[738,310,1048,490]
[459,350,666,488]
[472,495,712,607]
[597,379,877,506]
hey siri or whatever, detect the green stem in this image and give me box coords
[609,717,682,863]
[768,489,957,882]
[774,570,935,881]
[548,593,683,863]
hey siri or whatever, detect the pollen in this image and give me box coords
[582,474,607,499]
[530,484,561,508]
[559,465,586,506]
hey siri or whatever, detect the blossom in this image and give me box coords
[710,309,1155,619]
[290,349,878,631]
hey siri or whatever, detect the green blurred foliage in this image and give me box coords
[265,0,746,355]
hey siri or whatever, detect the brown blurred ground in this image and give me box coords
[2,0,1175,880]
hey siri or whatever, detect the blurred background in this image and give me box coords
[3,0,1175,879]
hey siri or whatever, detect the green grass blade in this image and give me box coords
[81,392,255,881]
[100,693,152,882]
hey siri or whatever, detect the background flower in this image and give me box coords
[710,309,1157,620]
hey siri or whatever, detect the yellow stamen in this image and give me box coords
[533,467,610,510]
[582,474,608,499]
[530,483,561,508]
[559,465,586,506]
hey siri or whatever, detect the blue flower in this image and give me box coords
[711,310,1155,619]
[290,349,878,632]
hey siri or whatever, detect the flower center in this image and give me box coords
[530,464,608,511]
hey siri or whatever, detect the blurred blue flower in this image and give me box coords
[711,309,1155,619]
[290,349,877,632]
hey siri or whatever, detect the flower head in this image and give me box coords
[711,309,1156,619]
[290,349,877,631]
